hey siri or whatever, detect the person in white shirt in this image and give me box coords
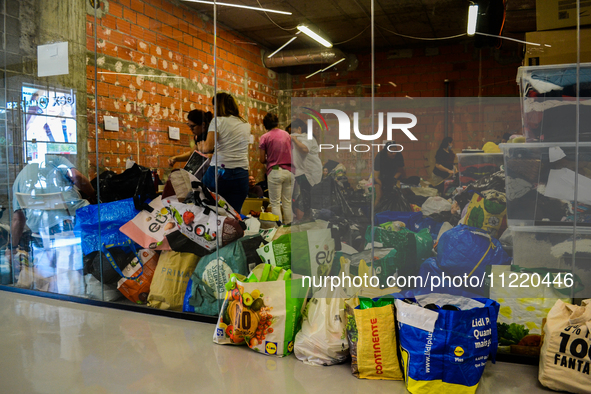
[290,118,322,220]
[197,92,250,213]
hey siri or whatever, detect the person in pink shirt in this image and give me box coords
[259,113,293,224]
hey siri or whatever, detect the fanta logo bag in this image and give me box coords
[345,297,404,380]
[213,264,309,357]
[395,293,499,394]
[539,299,591,393]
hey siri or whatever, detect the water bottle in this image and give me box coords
[218,164,226,179]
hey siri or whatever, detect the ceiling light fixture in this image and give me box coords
[297,24,332,48]
[182,0,292,15]
[267,36,298,58]
[305,58,346,79]
[467,3,479,36]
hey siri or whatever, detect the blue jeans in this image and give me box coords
[203,166,249,214]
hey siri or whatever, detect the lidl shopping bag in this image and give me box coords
[294,286,349,366]
[539,299,591,393]
[395,293,500,394]
[147,251,199,311]
[488,265,576,334]
[117,249,160,304]
[183,235,264,316]
[120,196,174,250]
[344,298,404,380]
[256,229,335,277]
[213,264,309,357]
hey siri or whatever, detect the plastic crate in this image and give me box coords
[457,153,504,186]
[511,226,591,299]
[516,63,591,142]
[501,142,591,226]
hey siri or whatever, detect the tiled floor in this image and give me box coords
[0,291,555,394]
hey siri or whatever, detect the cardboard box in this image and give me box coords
[536,0,591,31]
[524,28,591,65]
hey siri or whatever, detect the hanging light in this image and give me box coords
[467,3,479,36]
[305,58,345,79]
[267,37,298,58]
[182,0,292,15]
[297,24,332,48]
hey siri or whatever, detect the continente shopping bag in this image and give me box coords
[539,299,591,393]
[256,229,335,277]
[395,293,500,394]
[344,297,404,380]
[213,264,309,357]
[183,235,264,316]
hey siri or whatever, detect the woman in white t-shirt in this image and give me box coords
[197,92,251,213]
[290,118,322,220]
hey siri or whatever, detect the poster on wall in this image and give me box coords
[21,84,77,164]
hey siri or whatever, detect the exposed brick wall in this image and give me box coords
[86,0,278,182]
[290,43,523,181]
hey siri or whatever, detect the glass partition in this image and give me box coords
[0,0,589,365]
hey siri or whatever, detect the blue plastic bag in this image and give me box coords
[395,293,500,394]
[435,225,511,278]
[74,198,140,255]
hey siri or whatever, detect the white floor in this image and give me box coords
[0,291,555,394]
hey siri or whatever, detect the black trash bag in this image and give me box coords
[401,188,429,207]
[327,216,368,252]
[90,248,136,285]
[310,177,356,217]
[454,170,507,211]
[375,187,411,213]
[93,163,156,208]
[428,211,461,227]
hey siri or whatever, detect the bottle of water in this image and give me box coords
[218,164,225,179]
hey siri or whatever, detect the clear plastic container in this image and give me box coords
[457,153,504,186]
[510,226,591,298]
[500,142,591,226]
[516,63,591,142]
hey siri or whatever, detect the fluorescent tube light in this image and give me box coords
[297,24,332,48]
[267,37,297,58]
[305,57,346,79]
[467,3,478,36]
[182,0,292,15]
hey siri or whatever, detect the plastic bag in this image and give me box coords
[75,198,140,256]
[345,298,403,380]
[184,235,263,316]
[437,225,511,277]
[421,196,452,217]
[395,293,500,394]
[213,264,309,357]
[464,191,507,239]
[294,286,349,366]
[117,249,160,304]
[257,229,335,278]
[374,187,411,213]
[147,251,199,311]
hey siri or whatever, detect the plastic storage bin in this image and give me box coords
[516,63,591,142]
[511,226,591,299]
[501,142,591,226]
[457,153,504,186]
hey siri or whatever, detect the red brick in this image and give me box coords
[130,0,144,13]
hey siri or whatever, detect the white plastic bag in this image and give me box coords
[294,286,349,366]
[421,196,452,216]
